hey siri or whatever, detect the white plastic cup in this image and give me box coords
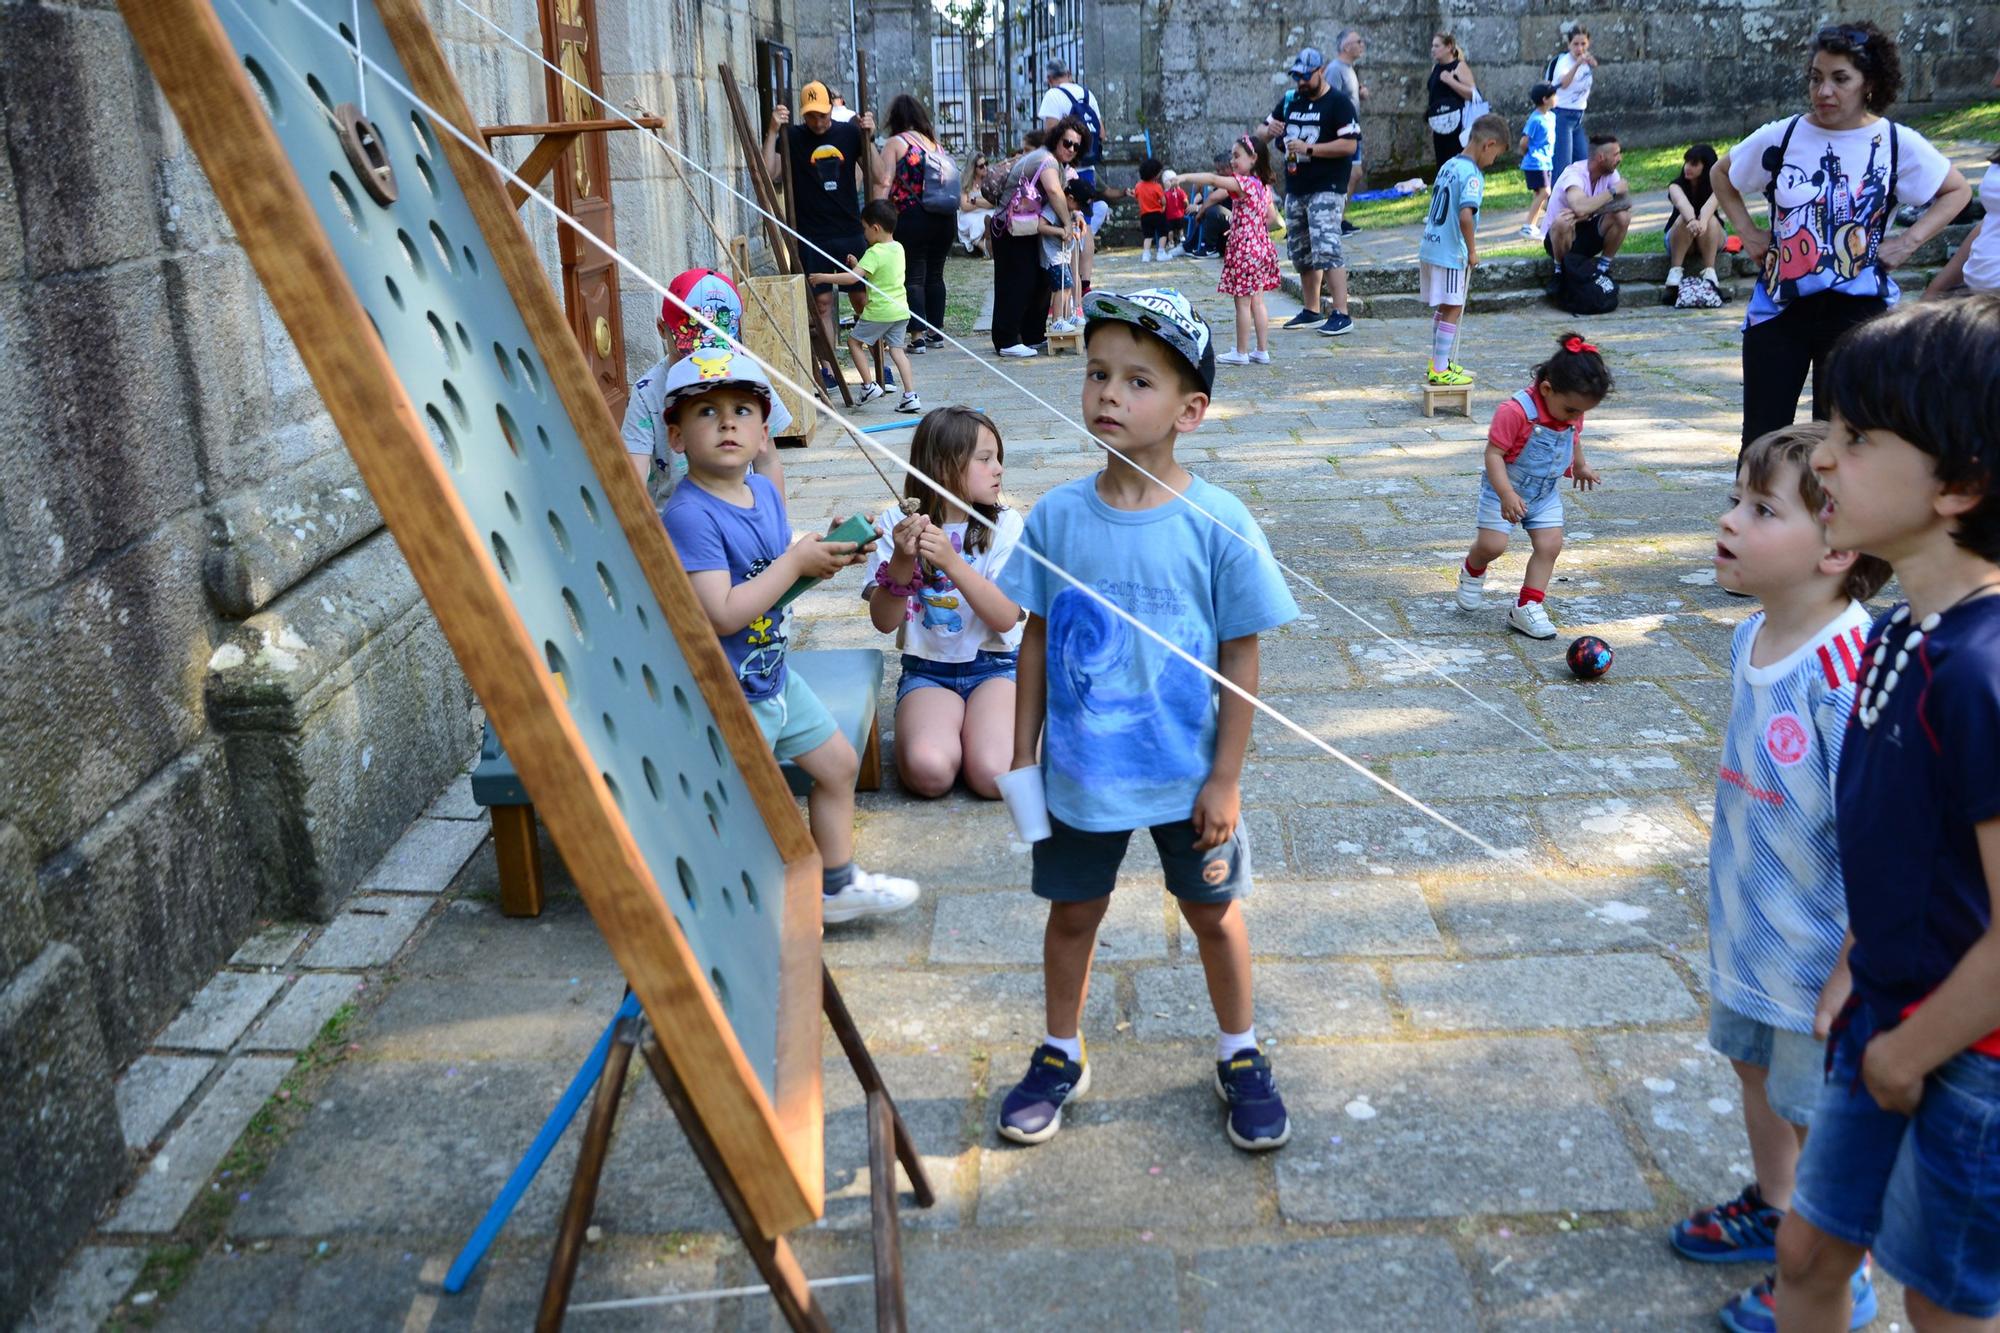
[995,766,1052,843]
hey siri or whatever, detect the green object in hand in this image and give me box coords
[774,512,880,611]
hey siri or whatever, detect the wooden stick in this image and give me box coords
[536,1014,638,1331]
[854,51,879,199]
[867,1091,907,1333]
[502,130,581,209]
[482,116,662,138]
[779,124,855,409]
[718,65,792,274]
[824,966,936,1209]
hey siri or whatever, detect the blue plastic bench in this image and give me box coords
[471,648,884,916]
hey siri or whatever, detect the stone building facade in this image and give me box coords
[0,0,794,1320]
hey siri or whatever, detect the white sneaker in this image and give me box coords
[1455,567,1484,610]
[1508,599,1557,639]
[1663,266,1684,288]
[998,343,1040,358]
[822,867,921,924]
[1701,267,1720,285]
[1519,224,1538,238]
[896,392,922,413]
[1248,350,1271,364]
[1217,349,1251,365]
[856,382,884,404]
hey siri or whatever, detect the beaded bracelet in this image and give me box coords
[873,563,923,600]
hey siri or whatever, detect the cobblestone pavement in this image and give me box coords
[47,254,1913,1331]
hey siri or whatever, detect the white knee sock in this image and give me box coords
[1217,1025,1258,1061]
[1432,319,1458,373]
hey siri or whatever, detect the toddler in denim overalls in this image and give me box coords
[1455,334,1612,639]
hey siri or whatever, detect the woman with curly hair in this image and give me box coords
[1712,21,1971,450]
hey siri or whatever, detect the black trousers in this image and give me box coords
[895,206,954,337]
[990,229,1050,351]
[1740,290,1887,450]
[1432,131,1461,168]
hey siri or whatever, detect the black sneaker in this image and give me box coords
[1316,311,1354,337]
[1341,218,1359,235]
[998,1043,1091,1144]
[1282,309,1322,330]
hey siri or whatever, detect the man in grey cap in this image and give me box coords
[1331,28,1368,233]
[1038,59,1106,186]
[1256,45,1361,335]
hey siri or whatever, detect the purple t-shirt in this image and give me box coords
[1837,597,2000,1023]
[661,474,791,701]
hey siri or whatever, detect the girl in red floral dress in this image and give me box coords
[1176,136,1283,364]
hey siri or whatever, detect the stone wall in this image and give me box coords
[1147,1,2000,182]
[0,0,791,1321]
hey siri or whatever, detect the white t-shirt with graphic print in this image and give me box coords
[863,506,1026,663]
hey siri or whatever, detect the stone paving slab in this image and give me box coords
[1189,1236,1478,1331]
[1133,961,1393,1039]
[1191,878,1442,959]
[929,883,1166,964]
[1283,802,1541,878]
[1391,955,1699,1033]
[1518,618,1717,680]
[300,896,433,969]
[111,1056,292,1232]
[154,970,287,1052]
[854,811,1028,889]
[1274,1038,1653,1222]
[30,1245,147,1331]
[243,973,365,1052]
[115,1053,217,1150]
[1540,795,1710,870]
[1255,686,1544,758]
[230,923,312,967]
[361,817,491,893]
[1469,1228,1776,1332]
[1341,634,1524,687]
[1390,748,1695,800]
[818,1053,972,1231]
[1594,1030,1755,1203]
[425,773,484,821]
[826,967,1115,1051]
[366,973,630,1061]
[397,883,615,980]
[1239,756,1394,806]
[1428,873,1706,958]
[1534,679,1709,747]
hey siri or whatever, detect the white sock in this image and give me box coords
[1043,1032,1083,1062]
[1431,319,1458,373]
[1218,1025,1258,1061]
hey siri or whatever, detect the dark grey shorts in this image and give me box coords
[1031,814,1252,904]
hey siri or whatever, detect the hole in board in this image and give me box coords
[442,379,467,428]
[707,726,724,766]
[425,311,457,368]
[714,780,730,808]
[721,883,735,914]
[742,871,760,910]
[490,532,517,582]
[338,20,355,46]
[496,404,524,457]
[676,858,700,912]
[383,274,404,310]
[612,656,627,683]
[244,57,282,122]
[561,588,587,642]
[410,110,437,157]
[536,425,552,455]
[642,665,660,704]
[544,640,569,691]
[678,772,693,799]
[503,491,521,523]
[635,604,649,631]
[596,563,620,612]
[517,350,541,396]
[601,712,618,742]
[547,509,571,557]
[492,343,516,385]
[579,487,601,526]
[462,246,479,275]
[425,406,461,469]
[396,228,425,279]
[643,757,662,801]
[327,173,365,234]
[307,72,334,115]
[704,791,721,836]
[455,320,472,353]
[429,221,455,274]
[414,154,437,196]
[672,684,694,729]
[602,772,622,807]
[709,968,731,1014]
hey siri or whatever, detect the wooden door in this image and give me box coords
[540,0,627,419]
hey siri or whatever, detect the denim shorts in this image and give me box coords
[1031,814,1251,905]
[896,651,1017,702]
[747,670,840,762]
[1475,474,1565,532]
[1708,1002,1827,1126]
[1792,1001,2000,1318]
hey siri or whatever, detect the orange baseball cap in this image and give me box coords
[799,81,833,115]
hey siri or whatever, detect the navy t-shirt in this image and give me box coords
[1836,596,2000,1023]
[661,474,792,701]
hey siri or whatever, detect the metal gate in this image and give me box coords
[931,0,1083,160]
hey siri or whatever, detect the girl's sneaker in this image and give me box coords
[896,392,922,414]
[1214,1048,1290,1150]
[1670,1183,1782,1263]
[1426,366,1473,387]
[998,1044,1091,1144]
[1447,362,1472,378]
[1248,350,1271,364]
[1217,349,1251,366]
[1508,599,1557,639]
[856,383,884,405]
[997,344,1040,358]
[1717,1260,1877,1333]
[1455,567,1485,610]
[821,867,920,923]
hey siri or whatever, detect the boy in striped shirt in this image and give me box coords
[1668,423,1892,1332]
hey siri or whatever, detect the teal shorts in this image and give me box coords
[748,670,840,761]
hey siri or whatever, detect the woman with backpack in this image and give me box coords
[1712,22,1970,449]
[986,118,1083,358]
[876,95,959,350]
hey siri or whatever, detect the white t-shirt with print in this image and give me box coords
[1553,53,1592,111]
[621,354,794,490]
[1549,160,1623,225]
[863,506,1026,663]
[1966,165,2000,293]
[1726,116,1952,325]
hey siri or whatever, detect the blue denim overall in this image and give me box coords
[1476,389,1576,531]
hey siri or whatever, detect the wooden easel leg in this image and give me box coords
[867,1090,907,1333]
[637,1036,832,1333]
[491,804,545,918]
[535,1014,638,1332]
[823,966,936,1209]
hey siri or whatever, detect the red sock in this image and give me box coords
[1518,586,1546,606]
[1463,558,1487,578]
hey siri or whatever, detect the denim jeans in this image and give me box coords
[1551,107,1588,181]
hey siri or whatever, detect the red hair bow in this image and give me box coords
[1563,336,1598,355]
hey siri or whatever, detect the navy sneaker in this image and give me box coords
[1316,311,1354,337]
[1717,1260,1876,1333]
[1213,1048,1290,1150]
[1282,309,1322,330]
[997,1044,1090,1145]
[1670,1183,1782,1263]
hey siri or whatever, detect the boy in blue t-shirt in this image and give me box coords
[1417,113,1508,388]
[1519,84,1557,237]
[993,287,1300,1152]
[658,350,921,925]
[1666,422,1891,1332]
[1776,296,2000,1330]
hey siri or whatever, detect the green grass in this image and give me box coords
[1908,97,2000,144]
[1482,228,1671,263]
[1347,143,1702,229]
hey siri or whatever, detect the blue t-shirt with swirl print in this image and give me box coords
[999,473,1299,832]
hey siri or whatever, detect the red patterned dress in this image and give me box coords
[1219,174,1281,296]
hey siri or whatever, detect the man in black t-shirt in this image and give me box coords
[1256,47,1360,336]
[764,80,877,358]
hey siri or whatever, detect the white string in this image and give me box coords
[241,0,1821,1029]
[568,1272,871,1313]
[350,0,365,116]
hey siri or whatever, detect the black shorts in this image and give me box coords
[1030,814,1252,904]
[1522,169,1550,191]
[1545,216,1607,258]
[804,231,868,296]
[1140,212,1168,241]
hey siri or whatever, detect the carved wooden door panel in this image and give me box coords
[540,0,627,419]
